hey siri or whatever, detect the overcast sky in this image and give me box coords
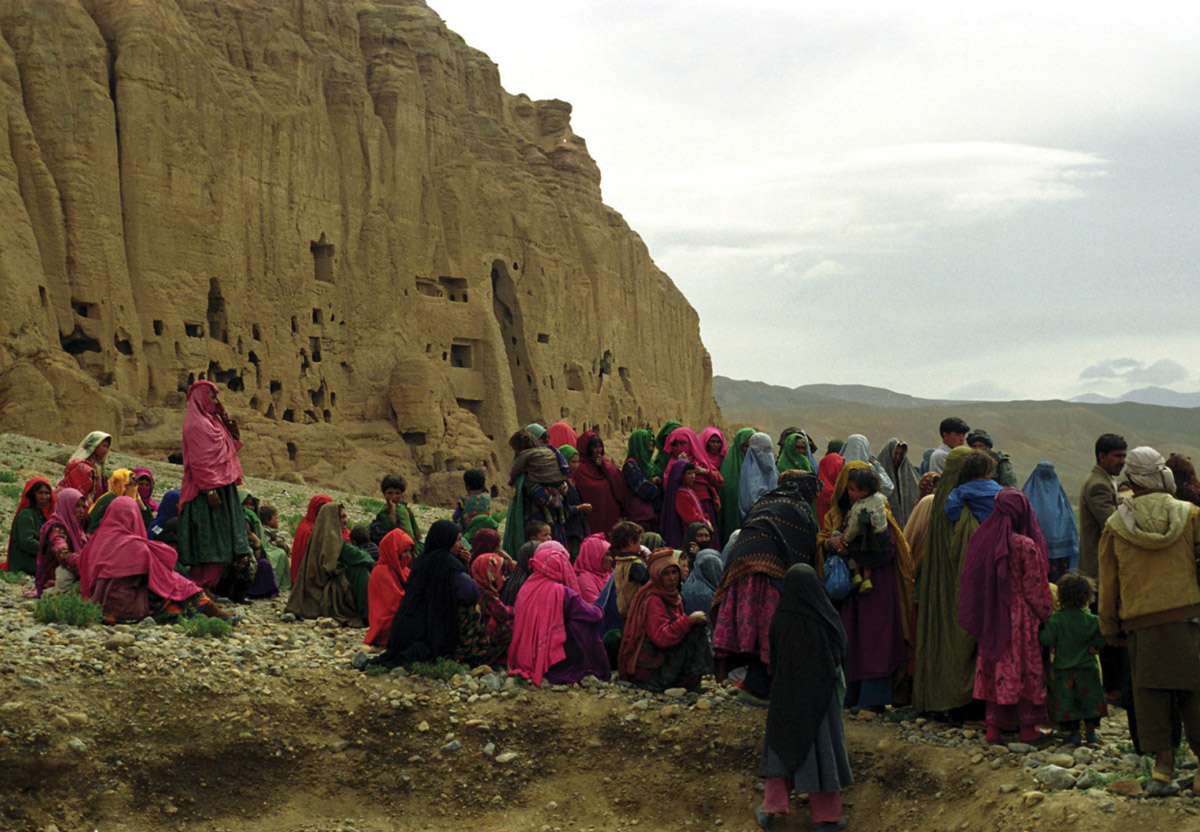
[431,1,1200,401]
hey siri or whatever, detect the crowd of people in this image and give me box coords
[5,391,1200,827]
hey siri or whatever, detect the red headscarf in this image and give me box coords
[364,528,415,646]
[4,477,54,570]
[470,551,506,599]
[816,453,845,527]
[572,431,627,535]
[547,422,578,449]
[698,427,728,470]
[180,380,243,505]
[507,542,580,687]
[618,548,684,678]
[471,528,502,560]
[77,497,203,602]
[291,494,331,582]
[573,532,613,603]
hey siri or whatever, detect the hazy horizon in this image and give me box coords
[432,1,1200,403]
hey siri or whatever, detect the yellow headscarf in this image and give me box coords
[91,468,135,514]
[817,460,915,645]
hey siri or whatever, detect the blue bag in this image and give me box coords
[823,553,851,601]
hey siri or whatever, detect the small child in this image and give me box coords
[453,468,493,534]
[369,473,422,550]
[945,451,1003,523]
[1038,573,1108,746]
[349,525,380,561]
[525,519,553,544]
[834,467,889,595]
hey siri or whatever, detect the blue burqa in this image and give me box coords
[739,432,779,515]
[1021,461,1079,570]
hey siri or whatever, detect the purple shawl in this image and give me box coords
[957,488,1048,662]
[659,460,696,548]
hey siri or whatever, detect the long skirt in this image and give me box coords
[178,483,251,571]
[759,692,854,794]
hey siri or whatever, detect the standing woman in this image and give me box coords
[756,564,852,831]
[700,428,728,472]
[815,451,845,528]
[718,428,757,540]
[573,431,627,537]
[878,438,920,527]
[177,380,252,595]
[58,431,112,507]
[1021,461,1080,581]
[652,420,683,479]
[665,427,724,529]
[5,477,54,575]
[559,445,592,557]
[622,429,662,533]
[958,489,1054,744]
[777,432,815,474]
[839,434,894,496]
[739,433,779,515]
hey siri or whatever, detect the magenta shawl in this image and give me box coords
[36,487,87,595]
[507,542,580,687]
[573,431,627,533]
[180,380,243,505]
[958,488,1049,662]
[573,532,612,603]
[77,497,204,602]
[667,426,717,471]
[698,427,727,470]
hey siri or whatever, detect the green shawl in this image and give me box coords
[559,445,579,462]
[652,420,682,478]
[777,432,814,474]
[912,446,978,712]
[626,430,657,477]
[717,427,757,538]
[501,474,528,558]
[466,513,500,547]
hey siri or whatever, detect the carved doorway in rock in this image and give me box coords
[490,260,536,426]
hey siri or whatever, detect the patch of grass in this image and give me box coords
[0,484,21,500]
[0,471,18,483]
[358,496,385,516]
[287,493,307,507]
[1,570,29,585]
[1083,768,1125,790]
[33,593,104,627]
[282,513,303,533]
[364,663,388,677]
[174,616,232,639]
[883,707,914,723]
[408,657,470,681]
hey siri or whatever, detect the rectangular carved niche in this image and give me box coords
[449,341,474,369]
[438,277,468,302]
[415,278,441,298]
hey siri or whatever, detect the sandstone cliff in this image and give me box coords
[0,0,717,502]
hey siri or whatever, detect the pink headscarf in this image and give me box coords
[36,487,86,595]
[180,380,243,505]
[573,532,613,603]
[507,541,579,687]
[77,497,205,602]
[131,467,158,513]
[667,426,716,471]
[698,427,727,469]
[547,422,578,450]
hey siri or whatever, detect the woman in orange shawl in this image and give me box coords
[364,529,415,646]
[618,548,712,691]
[291,494,331,582]
[818,460,915,709]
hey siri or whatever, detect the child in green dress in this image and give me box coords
[1038,573,1108,745]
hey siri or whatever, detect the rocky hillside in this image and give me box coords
[0,0,717,505]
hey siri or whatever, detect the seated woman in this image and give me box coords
[682,548,724,632]
[286,502,374,625]
[238,489,281,599]
[456,551,515,668]
[132,468,159,515]
[36,488,87,596]
[77,497,230,623]
[58,431,112,507]
[367,520,479,668]
[573,532,614,604]
[148,490,182,544]
[89,469,153,532]
[364,529,415,646]
[618,548,712,691]
[6,477,54,576]
[508,541,610,686]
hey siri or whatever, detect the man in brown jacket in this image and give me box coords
[1080,433,1126,698]
[1098,446,1200,795]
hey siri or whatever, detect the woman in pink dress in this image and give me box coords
[958,488,1054,744]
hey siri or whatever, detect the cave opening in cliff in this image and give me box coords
[59,327,101,356]
[491,259,536,427]
[311,234,335,283]
[206,279,228,343]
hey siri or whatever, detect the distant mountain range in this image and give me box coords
[713,376,1200,504]
[1068,386,1200,408]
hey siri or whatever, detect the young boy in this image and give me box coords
[453,468,493,534]
[256,503,293,592]
[349,525,380,561]
[525,520,553,544]
[369,474,422,551]
[833,467,889,594]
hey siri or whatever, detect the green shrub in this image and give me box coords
[0,484,21,500]
[408,657,470,680]
[175,616,233,639]
[0,471,18,483]
[1,570,29,585]
[358,496,385,516]
[33,594,104,627]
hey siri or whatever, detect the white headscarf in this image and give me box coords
[1118,446,1176,530]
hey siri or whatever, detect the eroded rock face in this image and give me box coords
[0,0,717,502]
